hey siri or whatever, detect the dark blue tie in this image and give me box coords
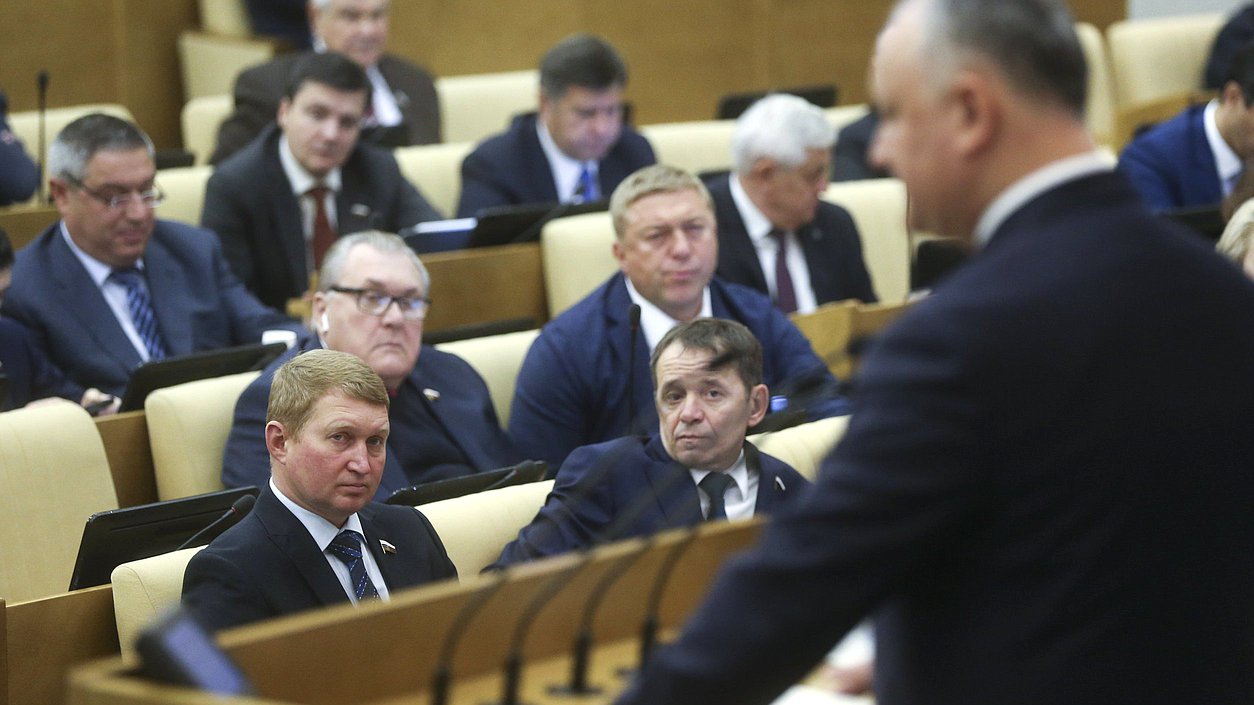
[328,530,380,601]
[576,165,600,202]
[699,473,734,521]
[108,267,167,360]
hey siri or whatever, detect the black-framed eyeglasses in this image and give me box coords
[329,286,430,320]
[66,176,165,210]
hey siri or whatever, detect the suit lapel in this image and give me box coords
[142,228,195,355]
[606,277,656,436]
[521,116,562,203]
[255,489,351,608]
[261,140,313,294]
[712,177,770,292]
[643,437,703,525]
[359,505,417,592]
[336,156,378,235]
[745,443,785,513]
[47,227,144,372]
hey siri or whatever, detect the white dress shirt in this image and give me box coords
[537,119,599,203]
[1203,99,1243,196]
[728,174,818,313]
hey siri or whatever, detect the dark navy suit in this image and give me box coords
[616,171,1254,705]
[493,435,808,567]
[202,124,442,310]
[456,112,656,218]
[222,335,520,500]
[0,91,38,206]
[0,318,82,411]
[1117,104,1223,211]
[708,173,878,305]
[1,220,303,397]
[509,273,840,469]
[182,486,456,632]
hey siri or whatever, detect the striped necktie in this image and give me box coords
[108,267,168,360]
[328,530,380,601]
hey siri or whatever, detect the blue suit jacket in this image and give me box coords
[509,272,840,469]
[222,335,520,500]
[202,124,442,310]
[616,171,1254,705]
[0,318,83,411]
[708,173,878,305]
[1117,104,1223,211]
[182,486,456,632]
[1,220,304,397]
[0,92,38,207]
[456,112,657,218]
[493,435,809,567]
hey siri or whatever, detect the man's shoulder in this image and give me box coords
[539,274,623,338]
[150,219,222,253]
[468,114,539,161]
[752,445,808,486]
[211,128,278,180]
[411,344,481,382]
[378,53,435,82]
[1123,104,1205,158]
[236,53,304,89]
[612,124,656,159]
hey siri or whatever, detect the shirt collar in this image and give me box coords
[623,276,713,352]
[270,478,365,551]
[59,221,145,285]
[1204,99,1243,190]
[689,449,751,496]
[973,151,1113,248]
[279,135,343,196]
[729,173,776,242]
[537,117,596,201]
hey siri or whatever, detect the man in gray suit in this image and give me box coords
[1,114,302,397]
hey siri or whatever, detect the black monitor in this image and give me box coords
[401,217,477,254]
[716,84,838,120]
[467,199,609,249]
[385,460,550,506]
[118,342,287,412]
[137,608,254,695]
[68,486,259,591]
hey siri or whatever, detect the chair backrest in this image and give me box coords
[198,0,252,38]
[639,119,738,177]
[178,31,276,102]
[1075,22,1117,148]
[821,178,911,304]
[747,415,851,481]
[418,480,555,576]
[394,141,474,219]
[154,165,214,225]
[181,94,233,165]
[434,328,541,426]
[0,400,119,602]
[146,371,261,501]
[1106,13,1223,111]
[540,211,618,318]
[436,70,539,145]
[823,103,871,134]
[111,546,204,655]
[8,103,135,201]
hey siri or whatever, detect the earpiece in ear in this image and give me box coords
[320,312,330,334]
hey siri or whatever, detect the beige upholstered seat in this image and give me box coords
[394,141,474,219]
[0,400,119,602]
[154,165,213,225]
[436,70,539,145]
[197,0,253,38]
[748,415,851,481]
[1076,22,1117,149]
[8,103,134,203]
[434,329,540,427]
[1106,13,1223,112]
[178,32,275,102]
[540,211,618,318]
[640,119,738,177]
[419,480,554,576]
[823,103,871,134]
[821,179,911,304]
[111,547,205,655]
[181,94,233,165]
[146,371,261,501]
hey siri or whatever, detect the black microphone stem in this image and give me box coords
[625,304,642,436]
[633,529,701,671]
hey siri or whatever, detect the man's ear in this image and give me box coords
[265,421,290,464]
[747,383,769,427]
[277,97,292,129]
[48,178,70,211]
[1222,80,1247,108]
[949,70,1001,158]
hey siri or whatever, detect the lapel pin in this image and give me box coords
[775,476,786,491]
[380,539,397,555]
[423,388,441,402]
[350,203,372,218]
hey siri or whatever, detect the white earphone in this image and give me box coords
[320,312,330,334]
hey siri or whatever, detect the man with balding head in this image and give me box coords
[616,1,1254,704]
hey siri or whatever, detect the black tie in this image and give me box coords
[699,473,735,521]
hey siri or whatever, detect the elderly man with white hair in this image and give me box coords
[709,93,877,313]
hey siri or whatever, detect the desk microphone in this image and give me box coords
[175,494,255,551]
[36,70,49,204]
[624,303,642,436]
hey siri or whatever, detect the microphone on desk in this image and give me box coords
[624,303,642,437]
[175,494,256,552]
[36,70,49,204]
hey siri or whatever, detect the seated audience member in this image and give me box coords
[0,114,303,398]
[1218,197,1254,278]
[245,0,313,50]
[211,0,440,164]
[203,52,441,311]
[1118,42,1254,211]
[223,231,520,499]
[510,164,843,469]
[831,110,889,182]
[1205,4,1254,90]
[0,91,38,206]
[0,226,113,412]
[712,94,877,313]
[184,349,457,632]
[456,34,656,217]
[494,318,809,567]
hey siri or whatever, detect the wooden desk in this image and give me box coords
[0,205,56,251]
[3,586,119,705]
[422,243,548,339]
[95,411,157,509]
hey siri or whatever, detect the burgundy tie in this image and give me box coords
[306,186,336,269]
[770,229,798,314]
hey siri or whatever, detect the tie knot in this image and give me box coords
[768,228,787,243]
[699,472,734,499]
[328,530,365,561]
[109,266,143,287]
[306,185,331,200]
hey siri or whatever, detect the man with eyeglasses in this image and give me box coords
[510,164,844,470]
[0,113,303,399]
[222,231,520,500]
